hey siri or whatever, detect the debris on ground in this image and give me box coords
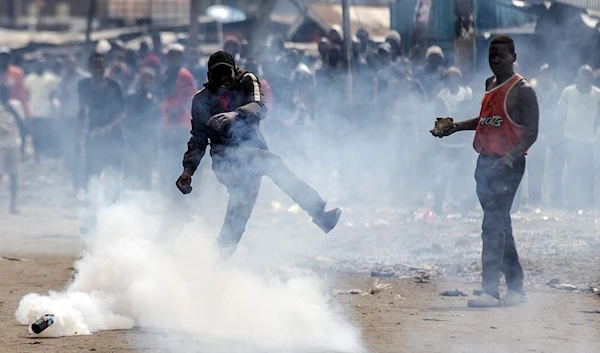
[414,271,431,283]
[335,280,393,296]
[370,269,396,278]
[440,290,468,297]
[336,289,364,295]
[580,310,600,314]
[368,279,393,295]
[546,278,560,286]
[472,289,483,296]
[550,283,579,291]
[395,294,406,300]
[1,256,33,262]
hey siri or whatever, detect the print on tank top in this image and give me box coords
[473,74,525,156]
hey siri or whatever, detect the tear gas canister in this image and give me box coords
[31,314,54,334]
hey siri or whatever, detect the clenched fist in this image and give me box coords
[176,171,193,194]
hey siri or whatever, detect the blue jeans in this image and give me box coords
[475,154,525,298]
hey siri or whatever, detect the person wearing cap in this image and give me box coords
[328,25,344,47]
[312,37,331,72]
[159,43,198,197]
[176,51,342,259]
[418,45,446,98]
[0,47,30,119]
[384,30,403,62]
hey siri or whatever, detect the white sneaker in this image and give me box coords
[503,290,527,307]
[467,294,502,308]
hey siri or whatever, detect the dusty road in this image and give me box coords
[0,160,599,353]
[1,255,599,353]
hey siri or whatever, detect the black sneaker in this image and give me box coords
[312,208,342,233]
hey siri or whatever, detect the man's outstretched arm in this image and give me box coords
[455,117,479,131]
[182,95,209,176]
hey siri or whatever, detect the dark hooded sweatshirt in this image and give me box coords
[182,52,267,175]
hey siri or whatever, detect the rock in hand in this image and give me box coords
[430,117,455,137]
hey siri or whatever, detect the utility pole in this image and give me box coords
[248,0,277,56]
[6,0,16,28]
[189,0,202,50]
[85,0,97,48]
[341,0,354,119]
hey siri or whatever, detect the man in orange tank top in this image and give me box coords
[431,36,539,307]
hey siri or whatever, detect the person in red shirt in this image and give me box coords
[0,47,30,118]
[432,36,539,308]
[158,43,198,197]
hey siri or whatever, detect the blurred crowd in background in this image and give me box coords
[1,21,600,216]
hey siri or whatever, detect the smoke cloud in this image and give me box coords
[15,191,363,353]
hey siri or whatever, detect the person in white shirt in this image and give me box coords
[432,67,475,214]
[24,58,59,160]
[0,83,25,213]
[557,65,600,210]
[530,64,561,207]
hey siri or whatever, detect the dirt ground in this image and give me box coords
[1,160,600,353]
[1,254,599,353]
[1,206,599,353]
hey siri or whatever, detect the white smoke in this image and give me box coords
[15,192,363,353]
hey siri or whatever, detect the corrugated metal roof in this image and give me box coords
[518,0,600,11]
[304,3,391,39]
[553,0,600,10]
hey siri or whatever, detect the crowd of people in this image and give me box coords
[0,24,598,217]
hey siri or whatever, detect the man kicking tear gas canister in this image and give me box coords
[431,36,539,307]
[176,51,342,258]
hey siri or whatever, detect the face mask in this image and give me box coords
[216,85,231,95]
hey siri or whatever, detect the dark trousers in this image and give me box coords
[212,147,326,258]
[475,154,525,298]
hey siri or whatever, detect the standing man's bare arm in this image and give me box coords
[506,83,539,159]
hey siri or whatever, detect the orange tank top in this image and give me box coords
[473,74,525,156]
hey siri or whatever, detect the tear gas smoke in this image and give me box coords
[15,192,363,353]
